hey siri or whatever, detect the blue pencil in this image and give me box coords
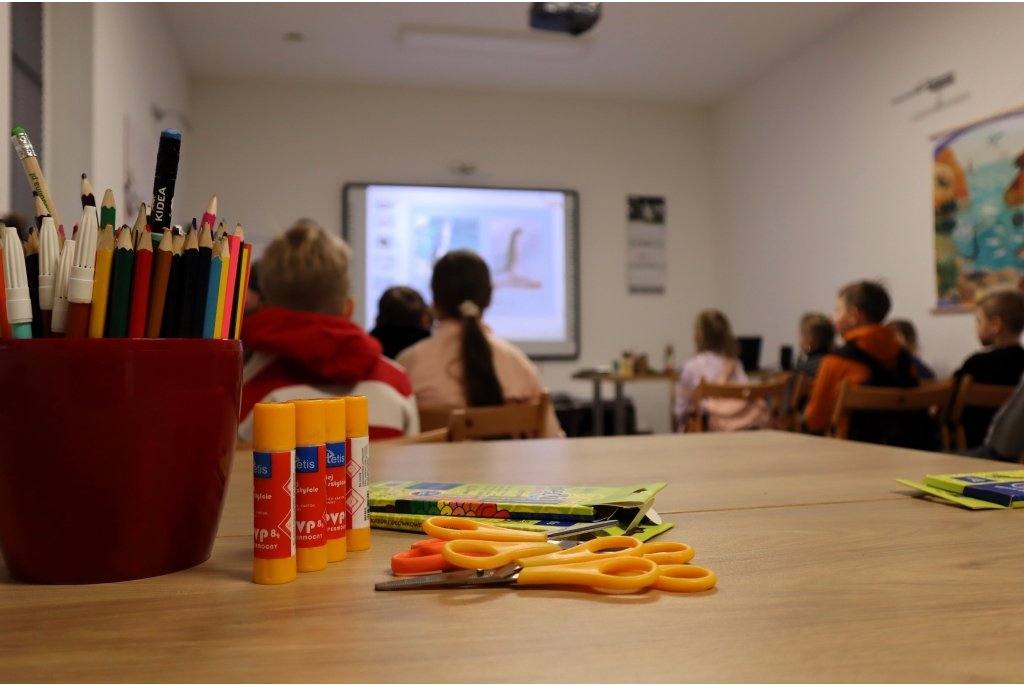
[201,239,223,338]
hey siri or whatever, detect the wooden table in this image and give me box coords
[572,370,678,435]
[2,432,1022,682]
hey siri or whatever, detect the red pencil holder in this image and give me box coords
[0,338,243,584]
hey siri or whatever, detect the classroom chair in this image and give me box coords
[447,392,552,442]
[418,406,457,432]
[686,374,790,433]
[378,427,450,445]
[827,377,955,449]
[948,374,1016,451]
[785,372,815,432]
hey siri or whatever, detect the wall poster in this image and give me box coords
[934,106,1024,309]
[628,195,666,294]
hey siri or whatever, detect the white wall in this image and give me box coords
[183,80,719,433]
[43,2,187,229]
[712,3,1024,377]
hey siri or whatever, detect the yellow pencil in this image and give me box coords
[233,243,251,339]
[213,237,230,338]
[87,225,115,338]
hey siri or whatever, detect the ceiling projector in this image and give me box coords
[529,2,602,36]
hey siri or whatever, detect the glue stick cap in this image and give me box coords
[253,402,295,452]
[324,398,346,443]
[292,399,326,446]
[344,396,369,437]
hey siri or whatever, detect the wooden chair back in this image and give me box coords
[686,373,791,433]
[418,406,457,432]
[786,372,815,431]
[949,375,1016,451]
[827,377,956,448]
[377,427,449,445]
[448,392,551,442]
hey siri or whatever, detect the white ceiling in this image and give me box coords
[161,2,863,105]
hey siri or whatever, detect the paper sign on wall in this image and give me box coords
[628,196,666,294]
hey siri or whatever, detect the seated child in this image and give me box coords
[675,310,768,431]
[970,375,1024,463]
[237,220,419,441]
[396,250,564,438]
[888,319,935,379]
[784,313,835,419]
[370,286,432,360]
[804,281,924,442]
[954,289,1024,449]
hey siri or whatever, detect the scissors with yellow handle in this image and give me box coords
[422,516,617,542]
[443,535,644,570]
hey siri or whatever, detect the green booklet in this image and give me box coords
[370,481,667,522]
[897,469,1024,509]
[369,511,675,542]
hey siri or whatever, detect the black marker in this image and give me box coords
[150,129,181,240]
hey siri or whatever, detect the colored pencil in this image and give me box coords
[4,226,33,338]
[146,228,173,338]
[50,239,75,337]
[128,225,153,338]
[81,173,96,209]
[213,236,230,338]
[175,227,199,338]
[10,128,61,229]
[87,225,115,338]
[37,216,59,337]
[233,243,252,340]
[24,229,42,338]
[65,208,99,338]
[57,223,65,252]
[100,189,116,237]
[150,129,181,234]
[0,236,10,339]
[159,233,185,338]
[107,226,134,338]
[33,191,48,231]
[191,222,213,337]
[213,219,227,242]
[202,237,224,338]
[131,202,147,251]
[221,225,243,339]
[202,196,217,235]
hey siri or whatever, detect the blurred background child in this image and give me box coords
[888,318,935,379]
[370,285,432,360]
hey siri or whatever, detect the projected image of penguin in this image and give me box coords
[492,222,542,290]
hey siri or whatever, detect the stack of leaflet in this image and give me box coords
[369,481,673,541]
[896,469,1024,509]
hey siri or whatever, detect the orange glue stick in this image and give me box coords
[293,400,328,572]
[253,402,297,585]
[324,398,347,562]
[345,396,371,551]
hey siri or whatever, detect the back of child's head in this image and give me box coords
[978,289,1024,334]
[838,281,891,324]
[431,251,504,407]
[800,312,835,354]
[377,286,429,328]
[888,319,918,349]
[259,219,351,315]
[695,309,739,358]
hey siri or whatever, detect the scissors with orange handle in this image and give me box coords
[390,517,619,575]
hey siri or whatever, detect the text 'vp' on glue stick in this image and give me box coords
[253,402,296,585]
[324,398,347,563]
[293,400,328,573]
[345,396,371,551]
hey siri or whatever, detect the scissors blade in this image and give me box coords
[547,520,619,539]
[375,564,521,591]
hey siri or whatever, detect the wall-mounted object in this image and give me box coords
[627,196,665,295]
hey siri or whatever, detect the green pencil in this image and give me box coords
[107,224,134,337]
[100,189,116,232]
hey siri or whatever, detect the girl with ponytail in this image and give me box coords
[396,250,564,436]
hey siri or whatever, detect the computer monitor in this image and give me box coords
[737,336,762,372]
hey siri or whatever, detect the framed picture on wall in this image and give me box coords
[933,106,1024,309]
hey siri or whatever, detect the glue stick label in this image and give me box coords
[253,450,295,559]
[295,444,326,548]
[325,441,347,540]
[347,436,370,530]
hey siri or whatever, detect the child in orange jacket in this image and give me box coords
[803,281,910,436]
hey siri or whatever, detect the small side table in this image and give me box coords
[571,370,679,436]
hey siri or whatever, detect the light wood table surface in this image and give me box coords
[2,432,1021,682]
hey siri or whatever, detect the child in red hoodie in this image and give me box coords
[237,220,419,441]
